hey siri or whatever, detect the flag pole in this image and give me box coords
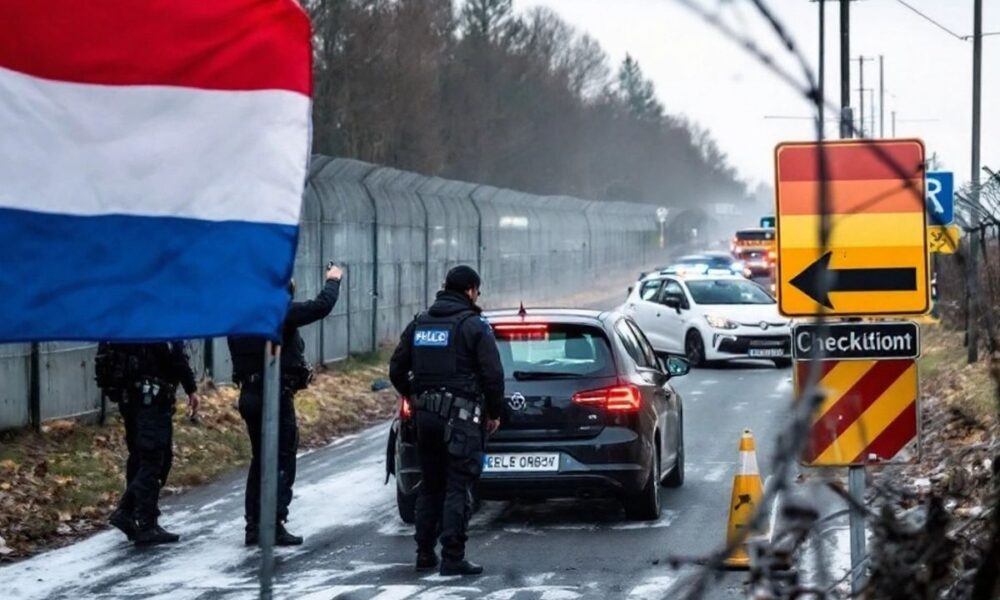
[259,341,280,599]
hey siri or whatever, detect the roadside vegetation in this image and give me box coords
[865,326,998,598]
[0,352,395,561]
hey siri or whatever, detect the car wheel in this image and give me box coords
[685,331,706,368]
[773,357,792,369]
[397,486,416,524]
[624,448,662,521]
[663,420,685,488]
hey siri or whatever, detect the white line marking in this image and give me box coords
[702,464,730,482]
[627,575,680,599]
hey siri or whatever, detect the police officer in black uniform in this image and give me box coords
[389,265,504,576]
[228,263,342,546]
[99,342,200,546]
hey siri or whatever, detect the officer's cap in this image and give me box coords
[444,265,481,292]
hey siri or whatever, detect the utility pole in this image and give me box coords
[968,0,983,364]
[819,0,825,133]
[879,55,885,138]
[840,0,852,138]
[858,56,865,137]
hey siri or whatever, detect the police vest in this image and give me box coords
[410,310,479,397]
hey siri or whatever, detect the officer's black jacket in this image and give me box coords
[229,279,341,377]
[108,342,198,395]
[389,290,505,420]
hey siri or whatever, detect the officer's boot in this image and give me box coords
[245,523,259,546]
[133,518,180,546]
[439,559,483,576]
[108,507,137,541]
[275,522,303,546]
[416,547,439,571]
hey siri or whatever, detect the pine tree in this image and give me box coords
[616,54,663,122]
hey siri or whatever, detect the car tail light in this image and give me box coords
[399,396,413,420]
[572,384,642,413]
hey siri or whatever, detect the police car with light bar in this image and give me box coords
[386,308,689,522]
[621,271,791,368]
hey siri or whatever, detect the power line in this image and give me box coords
[894,0,965,41]
[894,0,1000,41]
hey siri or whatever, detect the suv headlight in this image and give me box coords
[705,314,739,330]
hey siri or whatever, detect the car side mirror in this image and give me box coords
[662,295,683,312]
[662,356,690,378]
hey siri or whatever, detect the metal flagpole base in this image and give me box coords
[259,342,281,600]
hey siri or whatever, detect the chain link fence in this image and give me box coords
[0,155,683,431]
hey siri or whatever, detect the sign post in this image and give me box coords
[776,139,928,595]
[656,207,669,249]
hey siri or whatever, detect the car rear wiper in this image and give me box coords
[512,370,585,381]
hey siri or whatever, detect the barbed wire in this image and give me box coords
[666,1,998,598]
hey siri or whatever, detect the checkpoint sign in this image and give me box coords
[775,140,930,317]
[794,359,919,466]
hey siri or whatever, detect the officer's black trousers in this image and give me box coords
[414,410,483,562]
[239,386,298,525]
[117,397,174,525]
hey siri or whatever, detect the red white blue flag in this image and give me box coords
[0,0,312,342]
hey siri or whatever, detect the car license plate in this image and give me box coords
[748,348,785,358]
[483,453,559,473]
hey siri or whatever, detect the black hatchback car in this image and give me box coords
[386,308,689,522]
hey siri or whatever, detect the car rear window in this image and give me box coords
[493,323,616,378]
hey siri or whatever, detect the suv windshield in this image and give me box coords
[735,229,775,241]
[686,279,774,305]
[494,323,615,379]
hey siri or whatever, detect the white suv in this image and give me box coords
[620,272,791,368]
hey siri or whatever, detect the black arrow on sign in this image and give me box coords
[790,252,917,309]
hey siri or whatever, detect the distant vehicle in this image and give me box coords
[665,252,750,278]
[387,308,689,523]
[731,228,776,277]
[620,272,791,368]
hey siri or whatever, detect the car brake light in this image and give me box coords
[399,396,413,420]
[494,323,549,339]
[572,384,641,413]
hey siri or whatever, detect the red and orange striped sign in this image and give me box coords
[775,140,929,317]
[794,359,920,466]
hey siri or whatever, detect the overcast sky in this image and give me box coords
[515,0,999,189]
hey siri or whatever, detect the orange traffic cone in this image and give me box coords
[723,429,766,569]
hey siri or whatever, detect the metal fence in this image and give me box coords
[0,156,666,431]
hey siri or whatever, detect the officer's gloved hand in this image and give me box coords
[187,392,200,421]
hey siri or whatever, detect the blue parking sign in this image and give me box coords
[926,171,954,226]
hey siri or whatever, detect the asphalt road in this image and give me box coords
[2,290,800,600]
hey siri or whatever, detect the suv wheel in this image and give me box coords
[397,486,416,524]
[624,448,662,521]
